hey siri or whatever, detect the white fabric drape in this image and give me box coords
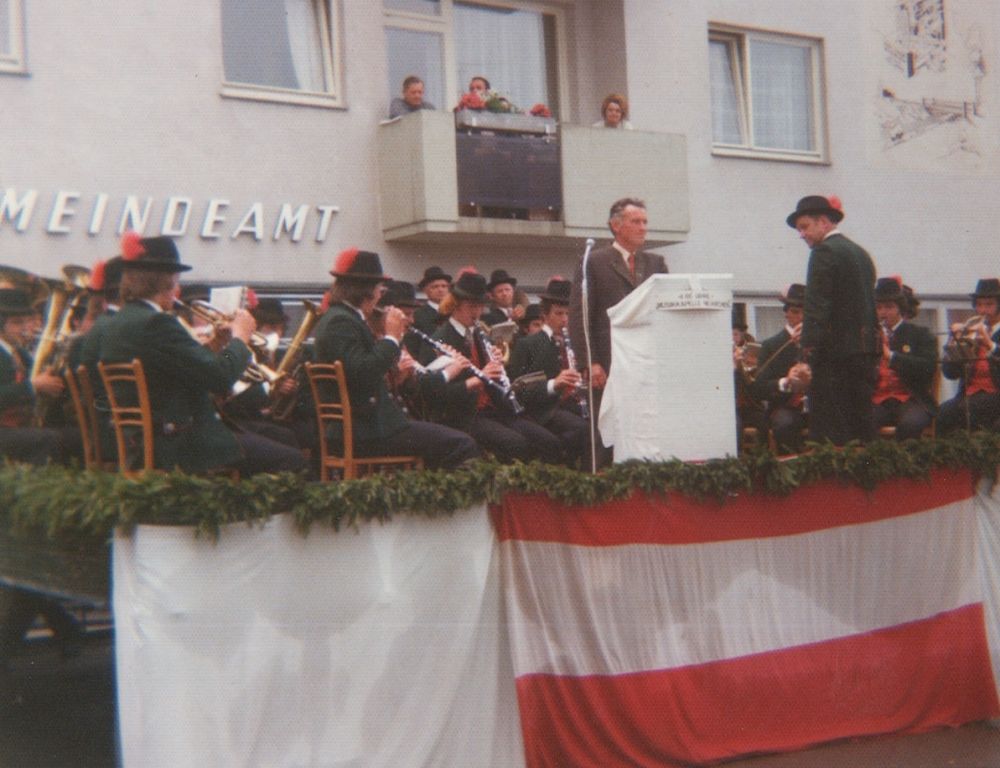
[285,0,325,92]
[750,39,814,150]
[114,507,524,768]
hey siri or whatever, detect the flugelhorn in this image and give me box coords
[172,298,279,384]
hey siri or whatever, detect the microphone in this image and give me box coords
[579,237,597,473]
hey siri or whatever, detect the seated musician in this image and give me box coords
[872,277,937,439]
[732,303,765,439]
[516,303,544,339]
[748,284,809,453]
[482,269,526,327]
[506,277,588,466]
[312,249,479,470]
[97,233,307,475]
[421,269,563,463]
[0,288,66,465]
[937,278,1000,435]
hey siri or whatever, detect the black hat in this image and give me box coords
[0,288,35,317]
[731,303,748,331]
[252,298,291,327]
[379,280,421,308]
[786,195,844,228]
[89,256,124,293]
[874,277,906,305]
[121,232,191,272]
[179,283,211,304]
[330,248,390,282]
[970,278,1000,299]
[519,303,542,328]
[451,270,489,302]
[487,269,517,290]
[418,266,451,289]
[781,283,806,307]
[540,276,571,304]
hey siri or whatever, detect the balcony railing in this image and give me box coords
[377,110,689,252]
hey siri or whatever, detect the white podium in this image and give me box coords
[598,274,737,462]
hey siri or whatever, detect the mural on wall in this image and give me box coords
[871,0,996,170]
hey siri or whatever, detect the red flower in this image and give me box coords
[529,103,551,118]
[457,92,485,111]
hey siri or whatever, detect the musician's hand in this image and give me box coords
[590,363,607,390]
[397,350,418,379]
[483,359,504,381]
[276,376,298,396]
[466,375,484,391]
[733,345,744,369]
[32,371,65,397]
[511,305,526,321]
[977,322,993,348]
[788,362,812,391]
[555,368,582,392]
[229,309,256,344]
[383,307,406,341]
[444,354,471,380]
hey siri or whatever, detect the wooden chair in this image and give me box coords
[305,361,422,481]
[64,365,110,470]
[97,359,155,477]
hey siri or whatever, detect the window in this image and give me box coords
[0,0,26,75]
[383,0,566,120]
[709,26,826,162]
[220,0,343,108]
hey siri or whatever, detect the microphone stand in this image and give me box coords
[579,237,597,473]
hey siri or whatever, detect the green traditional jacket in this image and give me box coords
[97,301,251,472]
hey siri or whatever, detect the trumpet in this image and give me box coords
[172,298,280,384]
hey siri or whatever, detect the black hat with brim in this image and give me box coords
[418,266,452,289]
[252,298,291,326]
[0,288,36,316]
[786,195,844,228]
[540,277,572,304]
[330,248,390,282]
[970,278,1000,299]
[487,269,517,290]
[875,277,907,304]
[379,280,421,308]
[451,271,489,302]
[781,283,806,307]
[121,233,192,272]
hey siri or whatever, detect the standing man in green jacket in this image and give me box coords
[788,195,878,445]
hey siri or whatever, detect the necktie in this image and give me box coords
[628,252,636,281]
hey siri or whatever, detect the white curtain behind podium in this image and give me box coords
[598,274,737,461]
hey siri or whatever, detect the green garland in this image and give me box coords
[1,433,998,543]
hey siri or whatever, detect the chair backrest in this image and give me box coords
[64,366,103,470]
[304,362,353,478]
[97,359,155,475]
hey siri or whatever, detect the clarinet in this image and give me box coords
[406,326,525,415]
[560,327,589,419]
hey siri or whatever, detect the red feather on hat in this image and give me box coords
[90,260,107,291]
[332,247,359,275]
[457,265,479,277]
[889,274,903,287]
[244,288,259,310]
[550,274,565,282]
[827,195,843,212]
[121,231,145,261]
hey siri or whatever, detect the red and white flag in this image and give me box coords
[495,469,1000,767]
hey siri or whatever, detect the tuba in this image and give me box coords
[268,300,320,421]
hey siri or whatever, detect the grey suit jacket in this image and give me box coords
[569,244,667,373]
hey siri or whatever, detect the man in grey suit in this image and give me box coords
[569,197,668,465]
[788,195,878,445]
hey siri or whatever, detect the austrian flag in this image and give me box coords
[494,469,1000,767]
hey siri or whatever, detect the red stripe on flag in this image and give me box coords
[515,603,998,768]
[493,469,974,546]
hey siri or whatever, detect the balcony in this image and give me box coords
[376,110,689,254]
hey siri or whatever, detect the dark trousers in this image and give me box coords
[535,406,589,467]
[874,398,933,440]
[937,391,1000,435]
[358,420,480,470]
[466,411,564,464]
[0,426,64,466]
[769,405,807,453]
[808,355,876,445]
[1,586,82,660]
[233,431,309,475]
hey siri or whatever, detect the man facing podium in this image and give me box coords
[569,197,668,389]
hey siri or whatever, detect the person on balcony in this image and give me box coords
[389,75,436,119]
[593,93,633,129]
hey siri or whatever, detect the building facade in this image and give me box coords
[2,0,998,340]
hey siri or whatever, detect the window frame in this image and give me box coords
[1,0,27,75]
[219,0,345,109]
[383,0,569,122]
[709,24,829,164]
